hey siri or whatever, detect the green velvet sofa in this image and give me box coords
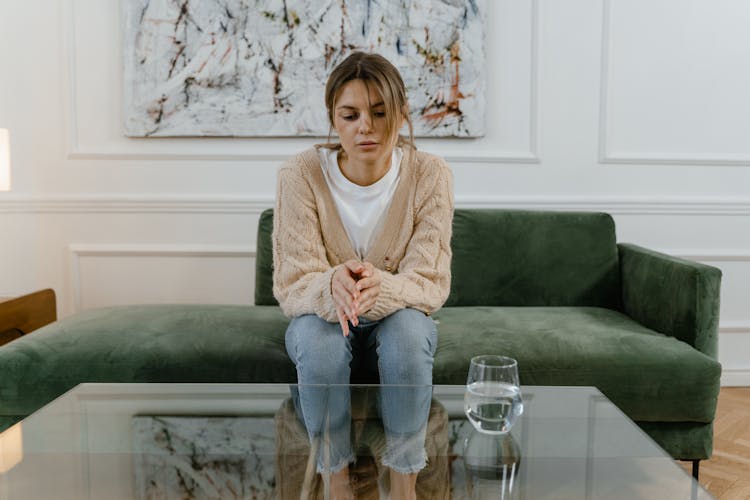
[0,208,722,468]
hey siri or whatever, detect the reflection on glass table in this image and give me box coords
[0,384,712,499]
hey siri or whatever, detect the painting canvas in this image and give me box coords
[122,0,486,137]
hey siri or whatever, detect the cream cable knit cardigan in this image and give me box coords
[272,144,454,322]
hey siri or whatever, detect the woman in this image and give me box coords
[273,51,453,499]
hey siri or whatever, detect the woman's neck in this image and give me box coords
[337,150,393,186]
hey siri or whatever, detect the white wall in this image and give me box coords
[0,0,748,385]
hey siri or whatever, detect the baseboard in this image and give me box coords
[720,368,750,387]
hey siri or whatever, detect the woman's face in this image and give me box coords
[332,79,400,166]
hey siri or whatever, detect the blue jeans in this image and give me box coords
[285,308,438,474]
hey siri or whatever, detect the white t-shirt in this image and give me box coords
[318,147,402,259]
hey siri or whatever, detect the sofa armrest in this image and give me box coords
[618,243,722,358]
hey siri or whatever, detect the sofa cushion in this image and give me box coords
[447,210,621,307]
[0,304,719,428]
[255,209,276,306]
[0,305,295,417]
[431,306,721,423]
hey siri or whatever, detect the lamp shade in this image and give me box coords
[0,128,10,191]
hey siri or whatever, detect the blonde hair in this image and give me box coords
[324,52,415,149]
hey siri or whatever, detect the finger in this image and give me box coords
[332,282,352,303]
[356,276,380,291]
[358,288,379,312]
[336,307,350,337]
[334,264,359,287]
[333,277,360,303]
[334,293,358,321]
[359,285,379,301]
[344,259,365,275]
[336,282,359,319]
[335,269,360,294]
[358,298,374,314]
[337,301,357,323]
[355,278,372,291]
[346,278,360,298]
[357,262,373,278]
[362,262,378,280]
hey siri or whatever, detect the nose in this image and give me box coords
[358,112,373,134]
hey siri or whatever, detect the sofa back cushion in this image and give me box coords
[446,209,620,307]
[255,208,621,308]
[255,209,276,306]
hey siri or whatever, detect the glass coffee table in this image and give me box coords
[0,384,711,499]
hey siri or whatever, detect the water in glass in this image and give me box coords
[465,381,523,434]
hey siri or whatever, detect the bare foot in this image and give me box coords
[330,466,354,500]
[389,469,417,500]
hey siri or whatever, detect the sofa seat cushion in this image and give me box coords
[0,305,295,417]
[431,306,721,423]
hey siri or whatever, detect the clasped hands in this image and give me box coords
[332,260,381,336]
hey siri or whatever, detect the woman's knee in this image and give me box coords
[376,309,437,382]
[377,308,437,355]
[286,315,352,379]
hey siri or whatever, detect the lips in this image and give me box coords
[357,141,378,146]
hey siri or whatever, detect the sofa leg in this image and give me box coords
[692,460,700,481]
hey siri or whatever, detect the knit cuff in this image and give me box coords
[312,265,343,323]
[364,269,402,320]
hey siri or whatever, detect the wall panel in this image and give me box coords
[70,245,255,312]
[601,0,750,165]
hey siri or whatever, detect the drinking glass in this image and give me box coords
[464,355,523,434]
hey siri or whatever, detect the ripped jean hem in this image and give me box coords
[316,451,356,475]
[381,450,428,474]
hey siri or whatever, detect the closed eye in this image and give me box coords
[339,110,385,121]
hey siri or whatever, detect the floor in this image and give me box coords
[679,387,750,499]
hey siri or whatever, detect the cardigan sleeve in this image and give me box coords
[364,158,454,319]
[272,164,341,322]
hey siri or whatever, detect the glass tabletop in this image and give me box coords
[0,383,711,499]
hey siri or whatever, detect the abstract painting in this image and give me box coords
[122,0,486,137]
[132,416,278,499]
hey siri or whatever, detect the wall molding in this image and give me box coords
[3,195,750,215]
[455,197,750,215]
[718,322,750,334]
[68,244,256,313]
[62,0,541,165]
[599,153,750,167]
[672,252,750,263]
[0,197,274,214]
[70,244,256,258]
[597,0,750,167]
[64,148,542,165]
